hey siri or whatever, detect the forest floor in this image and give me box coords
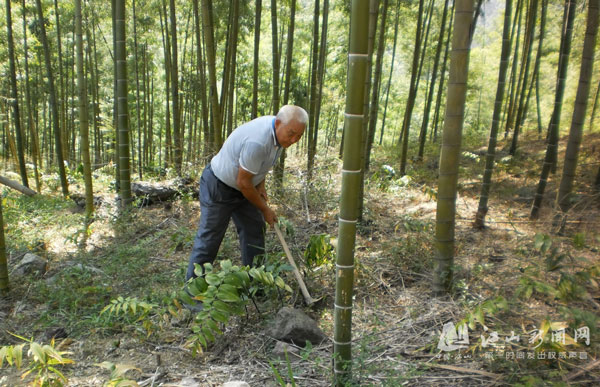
[1,131,600,386]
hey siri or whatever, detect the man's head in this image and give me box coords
[275,105,308,148]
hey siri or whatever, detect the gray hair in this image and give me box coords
[277,105,308,126]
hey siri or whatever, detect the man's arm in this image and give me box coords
[236,168,277,226]
[256,179,268,202]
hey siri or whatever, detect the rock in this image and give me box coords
[266,307,327,347]
[132,182,179,206]
[12,253,47,276]
[222,382,250,387]
[272,340,300,360]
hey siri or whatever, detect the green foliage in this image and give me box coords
[559,307,599,336]
[370,164,397,191]
[518,234,598,304]
[181,260,292,353]
[1,335,74,386]
[461,151,481,162]
[100,296,156,320]
[461,296,509,330]
[395,214,433,233]
[304,234,334,268]
[96,361,141,387]
[99,296,160,337]
[534,233,553,254]
[268,350,297,387]
[572,233,586,249]
[169,226,195,252]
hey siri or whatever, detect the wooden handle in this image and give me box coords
[274,224,316,305]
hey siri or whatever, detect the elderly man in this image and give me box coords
[186,105,308,283]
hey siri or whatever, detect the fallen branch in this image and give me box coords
[0,175,37,196]
[566,359,600,381]
[422,362,501,379]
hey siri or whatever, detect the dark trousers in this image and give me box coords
[186,164,265,281]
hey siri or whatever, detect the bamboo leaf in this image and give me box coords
[0,346,7,368]
[29,342,45,364]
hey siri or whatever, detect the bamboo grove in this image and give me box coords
[2,0,600,380]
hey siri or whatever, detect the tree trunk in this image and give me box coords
[0,200,7,296]
[35,0,69,197]
[474,0,513,229]
[271,0,281,115]
[418,0,451,159]
[307,0,321,180]
[192,0,210,159]
[398,0,425,175]
[365,0,389,171]
[556,0,599,215]
[273,0,297,189]
[21,0,41,192]
[518,0,546,141]
[432,0,455,141]
[170,0,182,174]
[313,0,330,163]
[509,0,539,155]
[379,0,401,145]
[589,79,600,134]
[226,0,240,137]
[115,0,132,207]
[334,1,369,382]
[54,0,68,164]
[530,0,576,219]
[503,0,523,138]
[75,0,94,220]
[0,175,38,196]
[252,0,262,119]
[6,0,29,188]
[133,0,143,179]
[201,0,222,148]
[356,0,378,221]
[159,2,172,166]
[434,0,475,295]
[531,0,548,136]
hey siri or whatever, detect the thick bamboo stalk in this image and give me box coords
[6,0,29,188]
[474,0,514,229]
[418,0,450,160]
[75,0,94,219]
[35,0,69,197]
[557,0,599,214]
[434,0,475,294]
[115,0,132,207]
[531,0,576,219]
[334,0,369,382]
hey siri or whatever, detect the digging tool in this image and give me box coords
[274,224,319,306]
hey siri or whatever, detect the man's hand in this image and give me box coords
[237,167,277,227]
[262,206,277,227]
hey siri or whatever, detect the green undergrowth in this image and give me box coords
[443,233,600,384]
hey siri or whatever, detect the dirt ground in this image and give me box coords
[1,132,599,386]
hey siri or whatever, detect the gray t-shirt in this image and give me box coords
[211,116,282,190]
